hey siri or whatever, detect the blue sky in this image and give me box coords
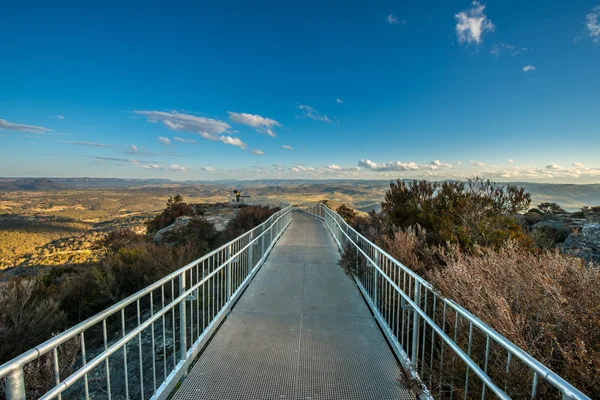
[1,1,599,182]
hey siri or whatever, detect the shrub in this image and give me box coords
[336,204,357,224]
[100,228,147,252]
[381,178,532,251]
[429,243,600,397]
[146,195,199,233]
[0,279,66,363]
[538,202,567,214]
[222,205,280,242]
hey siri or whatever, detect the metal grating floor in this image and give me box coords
[173,211,415,400]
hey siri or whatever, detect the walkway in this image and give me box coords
[173,211,414,400]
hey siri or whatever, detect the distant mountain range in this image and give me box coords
[1,178,599,211]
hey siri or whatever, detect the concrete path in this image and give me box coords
[173,211,414,400]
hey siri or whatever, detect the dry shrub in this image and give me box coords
[0,279,66,363]
[429,242,600,397]
[379,225,443,276]
[222,205,280,242]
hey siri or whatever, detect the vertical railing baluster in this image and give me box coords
[171,280,176,370]
[103,319,112,400]
[481,335,490,400]
[179,273,187,368]
[161,285,166,381]
[464,321,473,400]
[5,367,26,400]
[412,280,420,367]
[136,299,144,400]
[440,302,447,397]
[121,309,129,400]
[150,292,157,395]
[53,347,62,400]
[81,332,89,399]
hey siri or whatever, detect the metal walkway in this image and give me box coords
[173,211,414,400]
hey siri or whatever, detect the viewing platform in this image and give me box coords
[0,204,590,400]
[173,211,414,399]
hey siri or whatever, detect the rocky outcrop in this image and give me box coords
[560,223,600,263]
[523,209,600,264]
[153,215,194,243]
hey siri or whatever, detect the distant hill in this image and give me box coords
[0,178,69,191]
[1,178,599,211]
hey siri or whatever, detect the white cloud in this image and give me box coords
[513,47,529,56]
[135,110,250,149]
[59,141,117,148]
[56,115,65,120]
[336,99,343,104]
[470,160,485,166]
[173,136,197,143]
[203,167,214,172]
[296,105,333,123]
[573,162,584,167]
[131,144,138,152]
[585,6,600,43]
[508,159,514,164]
[523,65,536,72]
[0,118,53,134]
[358,159,420,171]
[546,163,564,170]
[387,14,398,25]
[327,164,342,171]
[228,111,282,137]
[141,163,188,172]
[165,164,188,172]
[455,1,495,45]
[430,160,453,170]
[282,145,293,150]
[251,149,264,156]
[158,136,171,145]
[134,110,230,135]
[219,135,247,149]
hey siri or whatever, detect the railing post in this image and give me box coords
[5,367,26,400]
[373,250,379,309]
[411,280,420,367]
[248,232,254,275]
[261,226,265,258]
[227,245,232,302]
[178,273,187,365]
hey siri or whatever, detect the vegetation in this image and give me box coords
[339,178,600,398]
[0,198,280,373]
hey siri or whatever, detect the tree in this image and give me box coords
[336,204,357,224]
[381,178,532,250]
[538,202,566,214]
[146,195,198,233]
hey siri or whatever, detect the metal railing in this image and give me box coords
[298,203,590,400]
[0,206,293,400]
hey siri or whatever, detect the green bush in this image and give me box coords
[146,195,200,233]
[381,178,532,251]
[222,205,280,243]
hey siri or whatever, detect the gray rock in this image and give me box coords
[153,216,194,243]
[560,223,600,263]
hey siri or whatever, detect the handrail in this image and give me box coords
[1,206,294,400]
[298,203,591,400]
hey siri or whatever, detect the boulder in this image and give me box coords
[153,216,193,243]
[560,223,600,263]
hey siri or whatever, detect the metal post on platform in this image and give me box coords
[248,232,254,274]
[411,280,420,367]
[5,367,25,400]
[179,273,187,365]
[261,226,265,258]
[227,245,232,302]
[373,250,379,309]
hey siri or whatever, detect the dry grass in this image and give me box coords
[429,242,600,397]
